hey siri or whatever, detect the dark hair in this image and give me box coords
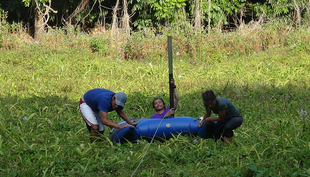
[202,90,216,106]
[152,98,166,109]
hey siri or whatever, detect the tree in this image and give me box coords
[66,0,90,24]
[23,0,57,38]
[267,0,310,27]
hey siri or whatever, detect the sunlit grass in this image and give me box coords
[0,27,310,176]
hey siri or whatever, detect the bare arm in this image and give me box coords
[100,111,123,129]
[198,108,211,128]
[100,110,134,129]
[198,108,225,128]
[173,88,179,108]
[116,109,139,126]
[204,109,226,122]
[202,107,211,120]
[170,78,179,109]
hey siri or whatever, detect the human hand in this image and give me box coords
[198,122,203,128]
[170,78,175,85]
[163,108,175,118]
[130,121,139,126]
[168,108,175,115]
[120,124,133,129]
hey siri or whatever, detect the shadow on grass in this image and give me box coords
[1,82,309,177]
[1,82,309,122]
[127,82,310,121]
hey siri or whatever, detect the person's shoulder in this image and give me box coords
[217,97,226,102]
[98,88,113,92]
[93,88,115,94]
[217,97,230,102]
[87,88,104,93]
[217,97,231,107]
[104,89,115,94]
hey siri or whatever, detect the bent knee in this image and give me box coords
[226,117,243,130]
[90,125,99,133]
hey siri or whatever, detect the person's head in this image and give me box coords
[202,90,217,108]
[152,98,166,111]
[112,92,127,110]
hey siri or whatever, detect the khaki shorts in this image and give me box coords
[79,98,104,132]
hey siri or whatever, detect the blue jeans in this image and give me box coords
[213,116,243,141]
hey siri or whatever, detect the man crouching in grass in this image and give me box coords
[79,88,138,142]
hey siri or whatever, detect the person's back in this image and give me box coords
[84,88,115,112]
[79,88,138,142]
[214,97,241,121]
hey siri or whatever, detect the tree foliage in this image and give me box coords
[1,0,310,33]
[128,0,187,29]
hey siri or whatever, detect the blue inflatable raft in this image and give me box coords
[110,117,216,144]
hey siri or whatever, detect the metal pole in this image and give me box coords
[168,34,174,114]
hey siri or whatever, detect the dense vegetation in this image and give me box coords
[1,0,310,36]
[0,3,310,176]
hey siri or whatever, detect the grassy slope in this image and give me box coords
[0,39,309,176]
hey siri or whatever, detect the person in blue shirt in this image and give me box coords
[79,88,138,142]
[198,90,243,144]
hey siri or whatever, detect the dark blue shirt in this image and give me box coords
[84,88,116,113]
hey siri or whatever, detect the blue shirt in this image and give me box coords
[84,88,116,113]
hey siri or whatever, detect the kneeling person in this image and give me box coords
[198,90,243,144]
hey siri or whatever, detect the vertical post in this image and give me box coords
[168,34,174,113]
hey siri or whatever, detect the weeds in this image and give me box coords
[0,20,309,176]
[1,18,310,62]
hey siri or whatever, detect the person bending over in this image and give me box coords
[198,90,243,144]
[150,78,179,119]
[79,88,138,142]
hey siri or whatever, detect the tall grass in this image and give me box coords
[1,16,310,62]
[0,19,309,176]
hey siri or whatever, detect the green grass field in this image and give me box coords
[0,28,310,176]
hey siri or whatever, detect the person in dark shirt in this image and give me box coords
[198,90,243,144]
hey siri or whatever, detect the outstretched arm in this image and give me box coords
[116,110,139,126]
[204,109,226,122]
[198,108,226,128]
[100,111,128,129]
[198,108,211,128]
[204,107,211,119]
[170,78,179,108]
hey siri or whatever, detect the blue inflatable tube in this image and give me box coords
[110,117,216,144]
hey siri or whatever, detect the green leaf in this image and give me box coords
[247,165,257,172]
